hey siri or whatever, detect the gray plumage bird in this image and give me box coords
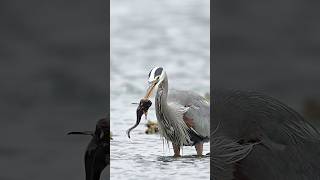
[211,89,320,180]
[142,67,210,156]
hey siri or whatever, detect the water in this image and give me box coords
[110,0,210,179]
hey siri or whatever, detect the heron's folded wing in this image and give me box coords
[168,89,210,138]
[213,89,320,145]
[164,102,193,145]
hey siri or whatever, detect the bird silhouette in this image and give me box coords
[68,118,110,180]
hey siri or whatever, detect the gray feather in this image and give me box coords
[212,89,320,180]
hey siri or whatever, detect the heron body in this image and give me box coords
[145,67,210,156]
[211,89,320,180]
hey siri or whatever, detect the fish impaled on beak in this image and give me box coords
[126,98,152,138]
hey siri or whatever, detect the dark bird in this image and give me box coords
[68,118,110,180]
[211,89,320,180]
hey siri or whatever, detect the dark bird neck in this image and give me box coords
[85,137,109,180]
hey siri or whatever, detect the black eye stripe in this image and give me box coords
[148,69,152,77]
[154,67,163,77]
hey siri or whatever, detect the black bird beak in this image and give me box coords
[67,131,94,136]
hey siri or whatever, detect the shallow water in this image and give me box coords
[110,0,210,179]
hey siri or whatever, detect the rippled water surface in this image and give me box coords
[110,0,210,179]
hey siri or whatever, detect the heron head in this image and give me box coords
[145,67,166,99]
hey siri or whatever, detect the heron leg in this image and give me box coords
[172,143,181,157]
[195,143,203,156]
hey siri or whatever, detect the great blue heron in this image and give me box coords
[135,67,210,157]
[68,118,110,180]
[211,89,320,180]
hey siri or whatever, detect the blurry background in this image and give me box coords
[213,0,320,126]
[3,0,320,179]
[110,0,210,179]
[0,0,107,179]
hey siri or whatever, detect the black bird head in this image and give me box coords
[94,118,110,143]
[68,118,110,180]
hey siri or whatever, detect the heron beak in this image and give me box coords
[144,81,157,99]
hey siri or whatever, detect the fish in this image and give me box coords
[126,99,152,138]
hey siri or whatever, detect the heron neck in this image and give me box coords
[155,76,168,106]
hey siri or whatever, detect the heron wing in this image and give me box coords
[212,89,320,179]
[212,89,320,145]
[168,89,210,138]
[164,102,192,146]
[211,136,257,180]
